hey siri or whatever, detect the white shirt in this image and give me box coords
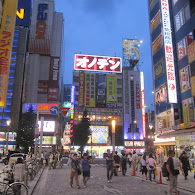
[173,157,180,170]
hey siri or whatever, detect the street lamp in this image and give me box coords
[6,120,11,152]
[112,120,116,154]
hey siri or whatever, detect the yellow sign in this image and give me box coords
[182,99,190,124]
[42,136,56,145]
[106,74,117,104]
[188,41,195,64]
[191,76,195,97]
[0,0,18,107]
[16,9,24,19]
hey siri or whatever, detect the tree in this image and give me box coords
[72,110,90,156]
[16,107,36,153]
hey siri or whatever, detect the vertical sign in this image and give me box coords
[161,0,177,103]
[125,70,129,113]
[90,73,96,107]
[0,0,18,107]
[106,75,117,104]
[70,85,75,138]
[85,73,90,107]
[78,72,85,107]
[140,72,146,138]
[136,81,140,109]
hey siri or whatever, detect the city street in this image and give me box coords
[32,163,193,195]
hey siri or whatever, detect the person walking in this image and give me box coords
[127,153,132,168]
[81,153,91,187]
[114,151,120,176]
[121,152,127,176]
[57,151,63,168]
[106,149,113,183]
[132,151,138,175]
[180,151,190,180]
[166,150,178,195]
[146,153,156,181]
[13,158,26,182]
[141,153,148,181]
[70,153,80,189]
[49,152,54,170]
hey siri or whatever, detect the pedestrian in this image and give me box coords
[146,153,156,181]
[53,152,58,169]
[166,150,179,195]
[180,151,190,180]
[121,152,127,176]
[70,153,80,189]
[113,151,120,176]
[13,158,26,182]
[127,153,132,168]
[57,151,63,168]
[49,152,54,170]
[106,149,113,183]
[132,151,138,175]
[81,153,91,187]
[141,153,148,181]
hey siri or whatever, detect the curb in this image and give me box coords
[28,167,45,195]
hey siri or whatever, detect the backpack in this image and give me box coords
[162,161,169,177]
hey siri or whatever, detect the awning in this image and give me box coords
[158,128,195,138]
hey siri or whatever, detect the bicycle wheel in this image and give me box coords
[28,168,36,181]
[6,182,28,195]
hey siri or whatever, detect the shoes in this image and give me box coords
[108,180,110,183]
[110,180,113,183]
[84,185,87,188]
[77,186,80,189]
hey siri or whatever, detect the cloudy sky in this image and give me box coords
[55,0,154,107]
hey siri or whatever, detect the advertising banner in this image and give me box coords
[136,81,140,109]
[75,54,122,73]
[177,38,187,61]
[151,11,161,32]
[188,41,195,64]
[63,124,71,146]
[124,141,145,147]
[161,0,177,103]
[70,85,75,119]
[106,75,117,104]
[122,39,140,60]
[96,74,106,108]
[154,59,164,78]
[48,88,58,101]
[0,0,18,107]
[78,72,85,107]
[88,126,108,144]
[176,135,195,147]
[28,0,54,54]
[155,84,167,104]
[182,98,194,124]
[191,76,195,96]
[42,136,56,145]
[179,65,191,93]
[16,0,31,26]
[84,73,96,107]
[125,70,129,113]
[38,80,48,94]
[38,121,55,132]
[152,34,163,55]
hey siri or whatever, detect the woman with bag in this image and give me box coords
[141,153,148,181]
[70,153,81,189]
[146,153,156,181]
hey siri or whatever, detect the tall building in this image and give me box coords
[148,0,195,155]
[23,0,64,151]
[0,0,31,152]
[72,54,123,157]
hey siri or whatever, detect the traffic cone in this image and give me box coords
[133,167,136,176]
[157,171,162,184]
[119,164,121,172]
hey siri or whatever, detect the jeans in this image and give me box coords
[106,164,113,181]
[149,169,155,181]
[167,176,177,195]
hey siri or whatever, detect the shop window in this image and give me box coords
[190,0,195,16]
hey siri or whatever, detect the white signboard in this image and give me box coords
[161,0,177,103]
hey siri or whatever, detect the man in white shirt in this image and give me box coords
[132,151,138,175]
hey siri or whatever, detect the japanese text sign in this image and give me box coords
[106,74,117,104]
[161,0,177,103]
[136,81,140,109]
[74,54,122,73]
[78,72,85,107]
[0,0,18,107]
[187,41,195,64]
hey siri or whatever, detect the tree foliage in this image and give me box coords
[72,110,90,155]
[16,107,36,153]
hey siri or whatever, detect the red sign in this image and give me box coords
[141,90,146,139]
[48,88,58,101]
[60,107,70,117]
[49,57,60,88]
[74,54,122,73]
[136,82,140,109]
[70,119,74,138]
[78,72,85,107]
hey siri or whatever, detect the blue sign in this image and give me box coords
[35,124,39,128]
[16,0,32,27]
[50,106,59,115]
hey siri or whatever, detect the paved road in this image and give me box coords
[33,164,193,195]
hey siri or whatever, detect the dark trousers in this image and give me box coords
[183,167,188,178]
[106,164,113,181]
[149,169,155,181]
[122,166,127,176]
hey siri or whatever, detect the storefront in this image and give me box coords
[124,141,145,154]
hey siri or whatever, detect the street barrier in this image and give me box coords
[157,170,162,184]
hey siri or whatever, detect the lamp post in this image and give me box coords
[6,120,11,152]
[112,120,116,154]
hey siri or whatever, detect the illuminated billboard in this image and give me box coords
[106,75,117,104]
[122,39,140,60]
[161,0,177,103]
[155,84,167,104]
[78,72,85,107]
[179,65,191,93]
[0,0,18,107]
[38,121,55,132]
[74,54,122,73]
[88,126,108,144]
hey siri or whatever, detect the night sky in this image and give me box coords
[55,0,154,108]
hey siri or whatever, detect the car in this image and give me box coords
[9,153,25,166]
